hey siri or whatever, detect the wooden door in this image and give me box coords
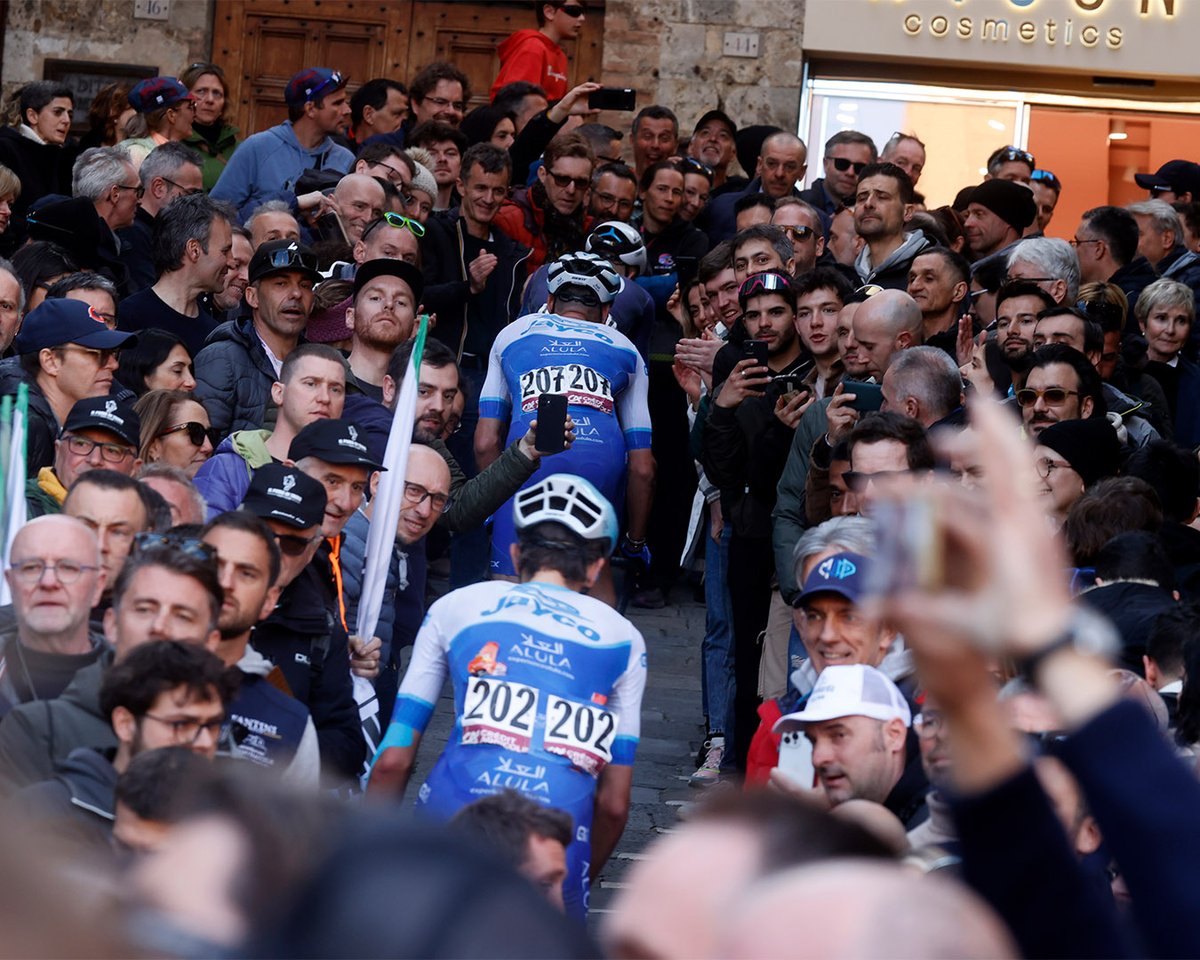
[212,1,603,137]
[213,0,415,137]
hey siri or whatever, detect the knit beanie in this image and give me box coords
[968,179,1037,233]
[1036,418,1121,487]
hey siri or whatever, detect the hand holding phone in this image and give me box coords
[841,379,884,413]
[588,87,637,112]
[534,394,568,454]
[743,339,770,369]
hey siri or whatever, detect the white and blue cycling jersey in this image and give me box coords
[478,312,652,575]
[383,579,647,919]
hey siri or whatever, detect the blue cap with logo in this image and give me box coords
[795,551,869,608]
[128,76,194,112]
[285,68,346,107]
[14,299,136,356]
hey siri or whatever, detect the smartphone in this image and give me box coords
[675,255,699,289]
[864,493,944,598]
[535,393,568,454]
[841,379,884,413]
[777,728,815,787]
[588,87,637,112]
[314,210,347,245]
[743,339,769,369]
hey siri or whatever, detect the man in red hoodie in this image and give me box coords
[490,1,586,103]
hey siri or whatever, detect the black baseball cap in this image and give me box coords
[353,258,424,306]
[248,239,322,285]
[1134,160,1200,198]
[240,463,327,530]
[288,418,385,470]
[693,109,737,139]
[14,299,136,355]
[60,397,140,448]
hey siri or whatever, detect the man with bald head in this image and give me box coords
[0,516,106,715]
[332,173,386,245]
[719,862,1017,959]
[705,132,808,244]
[772,289,923,605]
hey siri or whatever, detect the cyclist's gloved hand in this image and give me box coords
[619,535,651,570]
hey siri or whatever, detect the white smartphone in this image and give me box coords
[777,727,815,787]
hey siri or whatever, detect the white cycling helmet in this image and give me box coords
[513,473,619,553]
[586,220,647,273]
[546,252,622,305]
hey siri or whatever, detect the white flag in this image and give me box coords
[0,385,28,606]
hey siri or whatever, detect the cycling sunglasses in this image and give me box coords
[739,271,793,299]
[1030,168,1061,191]
[995,145,1035,167]
[133,532,216,561]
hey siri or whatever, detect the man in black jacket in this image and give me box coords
[239,463,366,784]
[701,271,810,768]
[853,162,934,291]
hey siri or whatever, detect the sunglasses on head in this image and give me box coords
[679,157,714,178]
[133,532,216,561]
[361,211,426,243]
[157,421,213,447]
[831,157,868,174]
[739,271,792,298]
[307,70,344,102]
[1075,299,1123,324]
[995,145,1035,167]
[262,245,319,273]
[1030,168,1061,190]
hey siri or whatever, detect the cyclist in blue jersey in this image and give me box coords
[475,252,657,605]
[368,474,647,919]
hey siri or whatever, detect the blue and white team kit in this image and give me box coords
[478,312,653,575]
[386,580,648,918]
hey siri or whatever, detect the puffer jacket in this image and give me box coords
[192,429,273,519]
[340,508,401,657]
[192,317,280,437]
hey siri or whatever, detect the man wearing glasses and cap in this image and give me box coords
[239,463,364,785]
[27,397,141,518]
[193,238,323,436]
[212,67,353,223]
[0,298,136,474]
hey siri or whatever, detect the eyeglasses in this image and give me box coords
[557,2,586,16]
[1030,169,1061,190]
[307,70,344,103]
[162,177,203,197]
[142,713,224,744]
[1004,274,1055,285]
[592,191,634,212]
[830,157,868,174]
[115,182,145,199]
[780,224,816,243]
[421,94,467,113]
[403,481,451,513]
[133,532,216,561]
[994,145,1035,167]
[738,271,792,298]
[361,211,427,243]
[260,244,319,273]
[369,159,408,184]
[61,344,120,366]
[9,557,99,584]
[547,170,590,192]
[913,711,943,739]
[62,434,134,462]
[273,530,323,557]
[1034,456,1072,479]
[844,469,908,493]
[1015,387,1079,407]
[887,130,926,150]
[157,421,212,447]
[679,157,713,178]
[1068,238,1103,248]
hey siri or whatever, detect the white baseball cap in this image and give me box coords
[773,664,911,733]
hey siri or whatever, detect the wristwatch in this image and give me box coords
[1016,606,1120,684]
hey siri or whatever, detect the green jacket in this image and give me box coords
[185,123,241,192]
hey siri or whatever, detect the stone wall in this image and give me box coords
[599,0,805,170]
[1,0,213,101]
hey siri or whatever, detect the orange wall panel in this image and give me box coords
[1028,109,1112,240]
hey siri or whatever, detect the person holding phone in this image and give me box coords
[700,271,814,771]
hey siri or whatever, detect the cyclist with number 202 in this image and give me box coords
[368,474,647,919]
